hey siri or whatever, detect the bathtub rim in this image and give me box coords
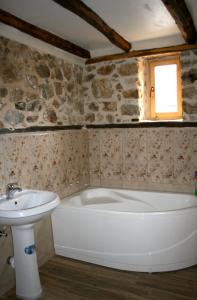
[57,187,197,216]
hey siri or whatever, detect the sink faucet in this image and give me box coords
[6,183,22,200]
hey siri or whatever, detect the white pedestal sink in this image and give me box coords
[0,189,60,299]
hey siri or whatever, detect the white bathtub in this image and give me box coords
[52,188,197,272]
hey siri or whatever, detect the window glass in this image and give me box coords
[154,64,177,113]
[149,56,182,120]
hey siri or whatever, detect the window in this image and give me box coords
[149,56,182,120]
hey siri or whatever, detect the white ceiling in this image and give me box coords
[0,0,196,56]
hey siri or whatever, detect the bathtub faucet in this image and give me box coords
[6,183,22,200]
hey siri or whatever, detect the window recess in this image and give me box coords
[149,56,182,120]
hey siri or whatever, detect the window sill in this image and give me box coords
[141,119,183,122]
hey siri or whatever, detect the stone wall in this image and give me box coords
[1,35,197,127]
[89,127,197,193]
[181,50,197,120]
[83,58,142,124]
[0,129,89,295]
[0,36,84,128]
[83,51,197,123]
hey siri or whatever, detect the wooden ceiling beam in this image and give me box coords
[0,9,90,58]
[53,0,131,52]
[86,43,197,64]
[161,0,197,43]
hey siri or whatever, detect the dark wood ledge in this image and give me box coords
[86,122,197,129]
[0,122,196,135]
[0,125,84,134]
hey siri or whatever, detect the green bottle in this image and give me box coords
[195,171,197,196]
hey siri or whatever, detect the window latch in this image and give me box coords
[150,86,154,97]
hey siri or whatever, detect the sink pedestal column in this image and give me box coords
[11,224,42,300]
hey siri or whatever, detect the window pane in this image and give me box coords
[154,64,177,113]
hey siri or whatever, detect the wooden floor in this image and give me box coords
[1,255,197,300]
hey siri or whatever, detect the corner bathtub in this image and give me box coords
[51,188,197,272]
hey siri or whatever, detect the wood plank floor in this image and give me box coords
[1,255,197,300]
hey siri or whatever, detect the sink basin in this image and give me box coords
[0,189,60,225]
[0,188,60,299]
